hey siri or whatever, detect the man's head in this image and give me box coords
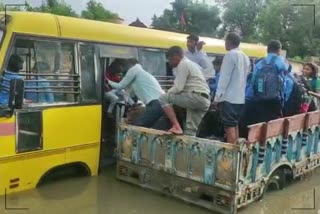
[110,58,138,75]
[7,54,24,73]
[267,40,282,55]
[123,58,138,72]
[167,46,184,68]
[109,58,125,75]
[212,56,223,73]
[225,32,241,51]
[187,34,199,52]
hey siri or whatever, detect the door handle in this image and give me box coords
[19,130,39,136]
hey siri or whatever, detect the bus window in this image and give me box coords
[7,37,79,105]
[138,49,166,76]
[79,44,98,102]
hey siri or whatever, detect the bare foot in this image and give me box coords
[168,126,183,135]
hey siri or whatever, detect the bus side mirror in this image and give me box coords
[8,78,24,110]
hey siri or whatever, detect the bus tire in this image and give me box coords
[266,168,286,191]
[37,162,91,187]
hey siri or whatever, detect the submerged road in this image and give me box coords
[1,167,320,214]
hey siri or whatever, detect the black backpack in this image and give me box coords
[283,75,304,117]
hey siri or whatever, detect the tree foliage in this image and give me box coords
[152,0,221,36]
[220,0,264,41]
[31,0,78,17]
[256,0,320,58]
[81,0,120,22]
[216,0,320,58]
[1,0,119,23]
[0,2,23,11]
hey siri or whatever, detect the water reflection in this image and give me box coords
[1,167,320,214]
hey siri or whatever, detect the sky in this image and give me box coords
[1,0,175,25]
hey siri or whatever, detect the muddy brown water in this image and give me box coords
[1,167,320,214]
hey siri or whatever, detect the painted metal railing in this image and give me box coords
[116,108,320,213]
[117,125,240,191]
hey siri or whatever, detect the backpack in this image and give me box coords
[253,56,283,101]
[283,75,304,117]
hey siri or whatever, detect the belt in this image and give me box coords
[192,91,210,99]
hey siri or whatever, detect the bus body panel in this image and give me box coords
[0,117,16,157]
[0,105,101,195]
[42,105,101,150]
[0,12,266,66]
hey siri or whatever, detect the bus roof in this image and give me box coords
[5,12,266,57]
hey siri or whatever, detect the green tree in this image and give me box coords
[256,0,320,58]
[0,2,24,11]
[31,0,77,17]
[186,2,221,36]
[151,0,188,33]
[81,0,120,22]
[152,0,221,36]
[152,10,179,32]
[219,0,264,41]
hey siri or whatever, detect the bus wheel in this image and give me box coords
[37,162,90,187]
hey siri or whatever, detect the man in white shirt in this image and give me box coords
[107,59,165,127]
[213,33,250,144]
[159,46,210,136]
[185,34,214,78]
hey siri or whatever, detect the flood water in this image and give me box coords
[1,167,320,214]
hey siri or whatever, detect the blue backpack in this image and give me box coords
[253,57,283,101]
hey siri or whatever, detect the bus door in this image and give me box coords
[97,44,139,168]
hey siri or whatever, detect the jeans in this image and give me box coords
[132,100,164,128]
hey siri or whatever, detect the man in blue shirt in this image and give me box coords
[246,42,289,101]
[0,55,24,105]
[284,64,294,102]
[208,56,223,100]
[243,40,289,129]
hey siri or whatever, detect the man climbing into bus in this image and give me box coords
[213,33,250,144]
[245,40,289,124]
[107,58,165,127]
[104,59,134,115]
[159,46,210,136]
[185,34,214,77]
[0,55,24,105]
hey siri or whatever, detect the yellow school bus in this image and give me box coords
[0,11,266,195]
